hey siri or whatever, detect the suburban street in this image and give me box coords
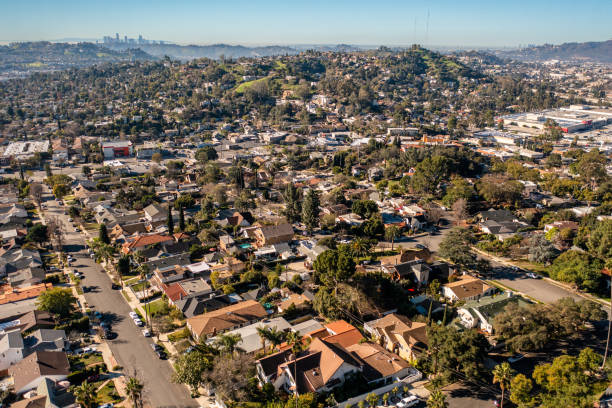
[42,195,198,408]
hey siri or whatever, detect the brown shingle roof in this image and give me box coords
[444,277,492,300]
[8,351,69,393]
[187,300,267,338]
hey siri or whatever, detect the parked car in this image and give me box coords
[133,319,144,327]
[155,350,167,360]
[142,329,151,337]
[151,344,163,352]
[526,272,541,279]
[111,283,121,290]
[82,286,91,293]
[397,395,419,408]
[129,312,139,319]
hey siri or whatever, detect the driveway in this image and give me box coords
[43,200,198,408]
[442,382,499,408]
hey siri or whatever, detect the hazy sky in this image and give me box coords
[1,0,611,47]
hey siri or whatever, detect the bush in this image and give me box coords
[168,327,191,342]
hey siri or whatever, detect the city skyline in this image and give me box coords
[1,0,611,47]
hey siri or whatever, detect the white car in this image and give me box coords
[142,329,151,337]
[133,319,144,327]
[397,395,419,408]
[129,312,139,319]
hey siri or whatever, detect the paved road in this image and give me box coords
[488,265,583,303]
[43,198,197,408]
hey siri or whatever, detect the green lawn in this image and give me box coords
[131,281,150,292]
[94,380,123,404]
[235,76,272,94]
[69,353,104,370]
[144,299,170,317]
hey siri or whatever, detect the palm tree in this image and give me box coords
[492,362,514,408]
[427,388,447,408]
[351,238,370,258]
[384,226,401,251]
[74,381,97,408]
[214,333,242,354]
[126,376,144,408]
[427,279,441,324]
[256,326,270,353]
[286,331,303,355]
[137,264,151,328]
[266,327,286,352]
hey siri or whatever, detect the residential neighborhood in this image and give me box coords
[0,30,610,408]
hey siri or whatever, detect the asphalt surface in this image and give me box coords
[488,266,583,303]
[43,197,198,408]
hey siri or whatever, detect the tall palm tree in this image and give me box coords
[266,327,286,352]
[74,381,97,408]
[126,376,144,408]
[351,238,370,258]
[286,331,303,401]
[214,333,242,355]
[137,264,151,328]
[426,388,447,408]
[256,326,270,353]
[492,362,514,408]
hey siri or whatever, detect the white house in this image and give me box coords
[0,329,25,370]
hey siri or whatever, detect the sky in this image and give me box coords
[1,0,611,47]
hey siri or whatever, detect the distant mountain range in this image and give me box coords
[103,42,362,60]
[498,39,612,63]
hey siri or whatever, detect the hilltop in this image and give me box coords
[499,39,612,63]
[0,41,155,79]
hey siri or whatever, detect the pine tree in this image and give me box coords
[167,204,174,234]
[98,224,110,244]
[282,183,302,223]
[179,206,185,231]
[302,189,320,234]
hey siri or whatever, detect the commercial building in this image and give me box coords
[102,140,133,159]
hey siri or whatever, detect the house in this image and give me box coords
[457,293,531,334]
[8,377,72,408]
[27,329,68,353]
[258,337,362,394]
[8,351,70,394]
[208,317,291,354]
[121,233,173,254]
[253,223,294,248]
[368,167,384,181]
[257,336,413,395]
[442,276,495,302]
[278,291,314,313]
[219,235,236,253]
[0,311,55,334]
[543,220,579,233]
[8,267,46,288]
[364,313,428,362]
[0,329,25,370]
[381,259,431,286]
[174,293,236,318]
[186,300,268,341]
[477,209,527,240]
[143,204,166,223]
